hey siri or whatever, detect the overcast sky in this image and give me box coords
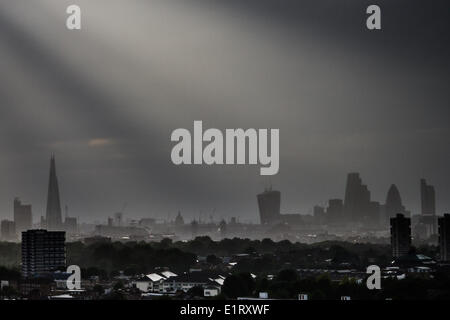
[0,0,449,223]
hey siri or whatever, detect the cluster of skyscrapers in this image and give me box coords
[21,156,67,278]
[257,172,448,255]
[2,157,450,279]
[0,156,77,242]
[257,172,439,234]
[256,172,450,261]
[0,156,68,278]
[311,173,441,239]
[312,173,414,228]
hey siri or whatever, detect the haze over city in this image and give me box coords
[2,0,450,308]
[1,0,449,223]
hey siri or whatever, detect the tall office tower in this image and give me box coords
[384,184,409,224]
[326,199,344,225]
[1,220,16,241]
[21,229,66,278]
[420,179,437,235]
[343,173,372,223]
[45,155,63,231]
[390,213,411,258]
[14,198,32,235]
[257,188,281,224]
[438,214,450,261]
[420,179,436,215]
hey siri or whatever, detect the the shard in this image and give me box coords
[45,155,63,231]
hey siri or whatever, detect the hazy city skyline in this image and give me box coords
[0,155,446,225]
[0,0,449,223]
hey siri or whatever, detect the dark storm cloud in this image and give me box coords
[198,0,450,57]
[0,0,449,223]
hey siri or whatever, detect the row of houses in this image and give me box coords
[132,270,226,297]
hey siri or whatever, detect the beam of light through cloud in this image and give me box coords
[0,0,449,222]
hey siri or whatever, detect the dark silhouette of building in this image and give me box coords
[421,179,436,215]
[21,229,66,278]
[45,156,63,231]
[343,173,378,224]
[313,205,326,224]
[219,219,227,237]
[279,213,303,225]
[1,220,16,241]
[367,201,381,226]
[438,214,450,261]
[114,212,123,227]
[139,218,156,228]
[390,213,411,258]
[191,220,199,238]
[175,211,185,226]
[326,199,344,225]
[384,184,409,224]
[257,188,303,225]
[14,197,32,235]
[419,179,437,235]
[257,188,281,224]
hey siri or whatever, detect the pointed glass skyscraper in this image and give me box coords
[45,155,63,231]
